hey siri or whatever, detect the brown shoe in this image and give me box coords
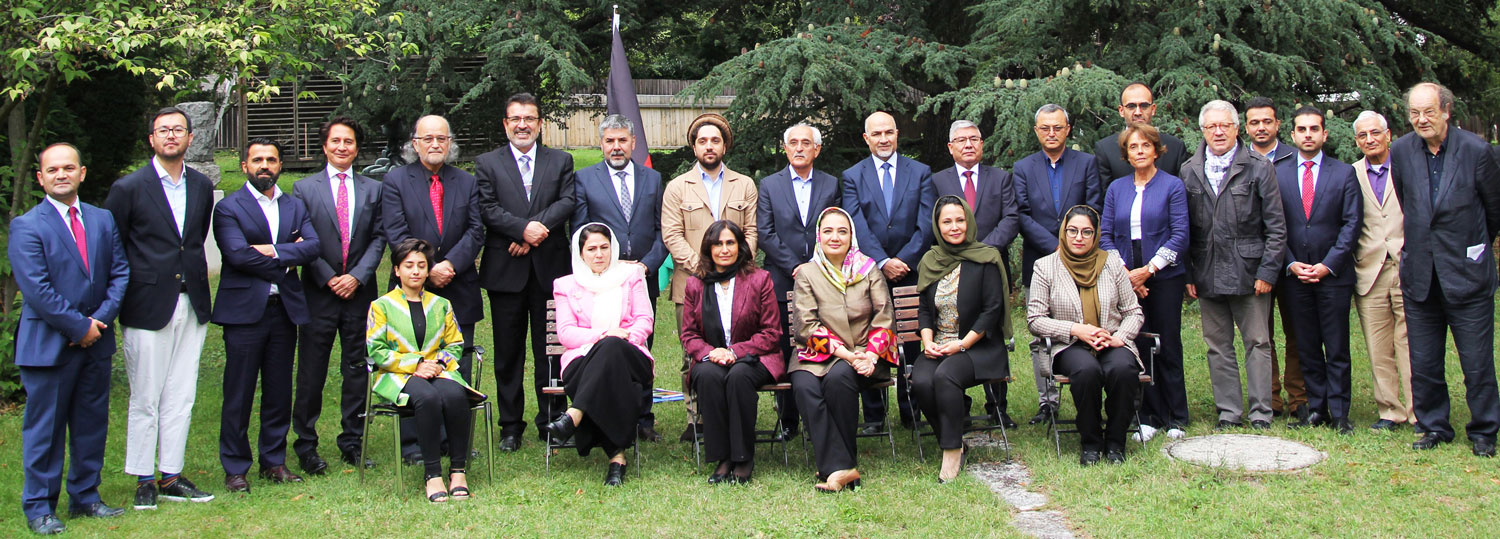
[258,465,304,483]
[224,474,250,493]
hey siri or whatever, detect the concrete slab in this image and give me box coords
[1162,434,1326,472]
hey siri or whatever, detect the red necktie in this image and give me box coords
[429,173,445,235]
[962,171,977,210]
[1301,161,1315,219]
[335,173,351,270]
[69,206,88,272]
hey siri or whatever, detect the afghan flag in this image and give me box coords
[607,6,651,168]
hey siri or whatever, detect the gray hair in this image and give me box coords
[782,123,823,146]
[400,140,462,165]
[1034,104,1069,124]
[948,120,981,141]
[599,114,634,137]
[1353,110,1388,131]
[1199,100,1239,128]
[1404,82,1455,113]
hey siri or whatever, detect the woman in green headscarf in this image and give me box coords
[912,195,1012,483]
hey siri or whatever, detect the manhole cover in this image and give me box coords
[1163,434,1326,471]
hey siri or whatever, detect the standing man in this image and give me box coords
[661,112,759,441]
[1179,100,1287,430]
[212,138,322,492]
[475,92,577,451]
[381,114,486,462]
[291,118,384,473]
[933,119,1019,426]
[758,122,841,435]
[1244,97,1307,423]
[1274,107,1362,434]
[1092,82,1189,189]
[842,110,936,431]
[1391,82,1500,457]
[1014,104,1101,425]
[571,113,667,442]
[1350,110,1415,431]
[105,106,217,509]
[13,143,130,535]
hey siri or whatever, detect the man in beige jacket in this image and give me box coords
[1350,110,1414,431]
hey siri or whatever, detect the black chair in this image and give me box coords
[1043,333,1160,457]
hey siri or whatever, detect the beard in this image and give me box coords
[606,153,630,169]
[248,171,280,192]
[696,153,721,169]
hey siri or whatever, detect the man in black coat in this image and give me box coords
[1092,82,1188,190]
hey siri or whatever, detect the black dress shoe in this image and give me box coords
[259,465,304,483]
[1369,419,1399,431]
[341,449,376,469]
[1215,420,1242,431]
[1291,406,1311,422]
[224,474,251,493]
[1333,418,1354,435]
[637,424,663,443]
[706,473,730,485]
[1028,404,1055,425]
[858,422,886,436]
[299,453,329,475]
[679,424,702,442]
[998,413,1018,430]
[1104,449,1126,464]
[1250,420,1271,430]
[1080,450,1101,466]
[1412,432,1450,450]
[544,414,578,442]
[27,514,64,535]
[604,462,628,486]
[1474,439,1497,458]
[498,435,521,452]
[402,452,424,465]
[1291,411,1328,429]
[68,502,125,518]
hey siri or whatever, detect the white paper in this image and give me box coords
[1467,243,1485,261]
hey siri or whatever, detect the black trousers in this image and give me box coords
[1405,275,1500,442]
[399,323,473,458]
[488,266,565,437]
[790,363,862,477]
[292,297,368,457]
[691,360,773,463]
[563,338,653,456]
[864,341,918,425]
[219,298,297,475]
[1285,280,1354,419]
[911,352,980,450]
[401,377,471,477]
[1054,343,1140,452]
[1136,273,1188,429]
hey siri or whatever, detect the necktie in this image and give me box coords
[69,207,88,272]
[520,155,533,199]
[429,173,445,235]
[616,170,633,222]
[1301,161,1315,219]
[335,173,351,270]
[880,162,894,215]
[962,170,978,210]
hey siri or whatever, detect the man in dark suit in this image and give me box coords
[842,110,936,430]
[1014,104,1101,425]
[1391,82,1500,457]
[381,114,486,462]
[1245,96,1307,423]
[12,143,130,535]
[474,93,576,451]
[934,119,1019,426]
[759,122,841,434]
[1092,82,1188,189]
[290,118,384,474]
[570,113,666,442]
[105,106,217,509]
[1274,107,1362,434]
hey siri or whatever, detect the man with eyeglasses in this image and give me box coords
[474,92,577,452]
[1179,100,1286,431]
[1014,104,1101,425]
[1092,82,1189,190]
[106,107,219,509]
[1390,82,1500,458]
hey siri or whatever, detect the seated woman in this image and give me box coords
[545,223,655,487]
[790,208,897,493]
[1027,206,1145,466]
[911,196,1011,484]
[367,238,486,502]
[681,220,784,485]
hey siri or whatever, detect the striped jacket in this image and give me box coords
[1026,251,1144,376]
[365,288,483,405]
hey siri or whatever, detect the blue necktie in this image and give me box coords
[881,162,894,215]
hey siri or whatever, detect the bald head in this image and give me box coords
[36,142,86,204]
[410,115,457,172]
[862,111,899,159]
[1405,82,1453,146]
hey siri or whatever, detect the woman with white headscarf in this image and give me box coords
[544,223,655,486]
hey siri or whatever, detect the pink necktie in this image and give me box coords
[1301,161,1315,219]
[69,207,88,272]
[962,171,977,210]
[429,173,444,234]
[335,173,351,270]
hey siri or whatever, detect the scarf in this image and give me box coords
[916,196,1004,291]
[1057,211,1107,327]
[812,207,877,293]
[569,224,640,332]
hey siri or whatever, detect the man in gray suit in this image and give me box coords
[1180,100,1287,430]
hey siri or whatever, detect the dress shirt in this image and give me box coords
[45,195,84,239]
[1129,184,1145,240]
[610,162,635,210]
[698,164,725,219]
[1424,137,1447,205]
[716,277,735,349]
[1254,142,1282,160]
[871,153,901,268]
[510,143,538,199]
[249,184,285,294]
[1367,160,1389,204]
[326,164,357,234]
[1046,154,1065,213]
[790,166,815,226]
[1295,151,1324,199]
[152,156,188,236]
[1204,144,1238,195]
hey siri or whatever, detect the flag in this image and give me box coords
[607,5,651,168]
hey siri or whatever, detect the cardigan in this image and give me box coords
[552,269,656,373]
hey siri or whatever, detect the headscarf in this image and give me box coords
[1056,205,1106,327]
[570,223,642,331]
[811,207,876,293]
[916,196,1004,291]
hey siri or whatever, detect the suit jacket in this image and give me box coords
[917,260,1011,380]
[758,167,841,296]
[1275,153,1362,287]
[380,162,486,324]
[1025,251,1144,375]
[292,168,385,314]
[103,163,214,330]
[209,186,321,326]
[1352,158,1404,296]
[1179,145,1287,297]
[789,262,894,378]
[841,155,936,272]
[552,269,656,372]
[571,160,667,272]
[1390,129,1500,302]
[474,144,575,292]
[1099,169,1190,280]
[661,166,759,303]
[681,268,785,381]
[9,202,130,365]
[932,164,1019,252]
[1257,141,1296,166]
[1094,130,1189,189]
[365,289,481,406]
[1013,149,1102,284]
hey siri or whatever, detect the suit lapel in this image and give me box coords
[184,169,211,240]
[1434,140,1461,207]
[440,166,463,237]
[84,205,107,279]
[775,170,803,228]
[38,205,88,277]
[496,148,530,206]
[309,171,339,230]
[629,163,653,223]
[234,189,271,243]
[1057,154,1078,209]
[730,274,752,340]
[141,166,183,242]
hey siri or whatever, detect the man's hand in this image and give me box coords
[251,244,276,257]
[1185,283,1197,299]
[76,318,106,348]
[508,242,532,257]
[1296,263,1330,283]
[1253,279,1274,295]
[428,260,456,288]
[328,275,360,299]
[1128,267,1152,288]
[523,221,549,246]
[1134,284,1150,298]
[881,259,910,281]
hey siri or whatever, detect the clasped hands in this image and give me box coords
[508,221,550,256]
[922,339,964,359]
[844,350,878,376]
[705,348,737,365]
[881,258,910,281]
[1288,262,1331,284]
[1070,323,1125,351]
[70,317,108,348]
[596,328,631,342]
[413,359,444,379]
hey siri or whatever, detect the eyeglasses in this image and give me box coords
[413,135,452,145]
[152,127,189,137]
[1407,109,1443,121]
[1033,125,1068,134]
[1064,227,1096,238]
[1201,123,1237,133]
[1354,129,1386,141]
[949,136,983,145]
[506,116,541,125]
[1122,102,1153,111]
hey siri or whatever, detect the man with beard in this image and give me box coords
[661,113,759,440]
[210,138,322,493]
[1244,97,1307,424]
[571,113,667,441]
[1093,82,1189,189]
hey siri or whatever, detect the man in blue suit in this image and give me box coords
[571,113,667,441]
[842,110,936,430]
[211,138,322,493]
[12,143,130,535]
[1014,104,1102,424]
[1274,107,1362,435]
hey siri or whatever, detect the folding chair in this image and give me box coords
[1044,332,1159,457]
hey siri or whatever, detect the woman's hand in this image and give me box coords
[600,328,631,341]
[923,340,945,358]
[1128,267,1152,288]
[851,355,876,376]
[939,341,965,356]
[413,361,442,379]
[708,348,736,365]
[1070,324,1110,350]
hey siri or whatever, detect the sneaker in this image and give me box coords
[133,481,158,511]
[159,476,215,503]
[1165,428,1186,440]
[1131,424,1158,443]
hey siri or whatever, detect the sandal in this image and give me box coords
[448,469,470,500]
[425,475,448,503]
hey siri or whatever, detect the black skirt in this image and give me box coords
[561,336,653,456]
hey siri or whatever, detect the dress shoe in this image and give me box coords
[858,422,887,436]
[224,474,251,493]
[544,414,578,442]
[1333,418,1354,435]
[299,453,329,475]
[603,462,628,486]
[998,412,1018,430]
[498,435,521,452]
[1080,450,1102,466]
[1250,420,1271,430]
[1291,411,1328,429]
[1271,408,1285,418]
[1411,432,1450,450]
[1028,403,1055,425]
[637,424,663,443]
[679,424,702,442]
[1105,449,1126,464]
[402,452,425,465]
[1291,406,1311,422]
[27,514,65,535]
[159,476,214,502]
[1369,419,1399,431]
[341,449,376,469]
[133,481,158,511]
[1474,439,1497,458]
[259,465,304,483]
[68,502,125,518]
[1215,420,1242,431]
[814,468,862,493]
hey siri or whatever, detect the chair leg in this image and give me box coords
[882,386,896,460]
[392,415,403,492]
[544,430,553,476]
[1050,396,1063,459]
[485,405,495,484]
[776,414,789,468]
[691,420,702,473]
[358,412,371,485]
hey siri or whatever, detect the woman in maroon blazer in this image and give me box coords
[682,220,784,485]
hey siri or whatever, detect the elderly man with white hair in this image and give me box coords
[1179,99,1287,430]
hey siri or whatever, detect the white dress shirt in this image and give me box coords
[249,184,285,294]
[152,156,188,236]
[715,277,735,347]
[45,195,84,240]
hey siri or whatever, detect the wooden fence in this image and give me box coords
[539,94,734,150]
